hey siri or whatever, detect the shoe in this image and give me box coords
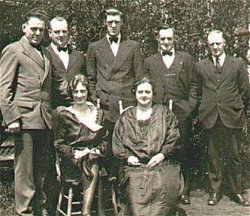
[207,193,221,206]
[234,194,250,207]
[180,194,191,205]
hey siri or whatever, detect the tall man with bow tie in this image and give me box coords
[86,8,143,178]
[0,9,53,216]
[46,16,85,108]
[197,30,250,206]
[144,24,199,205]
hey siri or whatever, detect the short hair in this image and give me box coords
[104,7,123,19]
[67,74,89,99]
[49,16,68,30]
[132,77,156,95]
[155,24,175,37]
[24,8,48,23]
[207,30,224,41]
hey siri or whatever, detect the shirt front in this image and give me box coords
[107,33,121,57]
[51,42,69,69]
[212,52,226,67]
[162,48,175,69]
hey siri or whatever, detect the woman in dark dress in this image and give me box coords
[53,74,108,216]
[112,77,183,216]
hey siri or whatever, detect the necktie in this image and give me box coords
[58,47,68,52]
[109,36,118,43]
[162,51,173,56]
[215,56,221,69]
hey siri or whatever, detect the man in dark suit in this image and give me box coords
[197,30,250,206]
[0,9,53,215]
[86,8,143,177]
[144,24,199,205]
[47,16,85,108]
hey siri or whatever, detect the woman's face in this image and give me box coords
[72,82,88,105]
[136,82,153,108]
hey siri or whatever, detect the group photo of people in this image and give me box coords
[0,0,249,216]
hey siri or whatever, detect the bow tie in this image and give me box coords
[109,36,118,44]
[162,51,173,56]
[58,47,68,52]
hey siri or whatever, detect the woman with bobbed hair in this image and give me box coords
[53,74,108,216]
[112,77,184,215]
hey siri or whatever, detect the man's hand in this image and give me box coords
[147,153,165,168]
[6,121,20,133]
[127,156,141,166]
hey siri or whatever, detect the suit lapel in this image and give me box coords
[203,58,219,86]
[97,37,115,66]
[47,45,66,70]
[217,56,232,86]
[21,37,45,69]
[172,52,184,77]
[111,40,132,72]
[41,49,50,85]
[67,49,78,71]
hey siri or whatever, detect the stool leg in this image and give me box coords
[97,174,105,216]
[56,187,64,215]
[67,187,73,216]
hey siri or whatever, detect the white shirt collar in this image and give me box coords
[213,52,226,66]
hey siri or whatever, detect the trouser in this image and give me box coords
[170,117,193,196]
[14,130,51,215]
[205,119,242,194]
[103,119,120,178]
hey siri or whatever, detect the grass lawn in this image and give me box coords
[0,166,249,216]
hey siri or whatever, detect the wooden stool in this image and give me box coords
[56,181,83,216]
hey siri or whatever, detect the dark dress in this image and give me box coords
[53,103,108,188]
[112,104,182,216]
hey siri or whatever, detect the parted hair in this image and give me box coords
[24,8,48,23]
[132,76,156,95]
[67,74,89,99]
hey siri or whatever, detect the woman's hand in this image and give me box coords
[89,148,102,159]
[74,148,91,159]
[127,156,141,166]
[147,153,165,168]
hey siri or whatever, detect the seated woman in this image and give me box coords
[112,77,183,216]
[53,74,108,216]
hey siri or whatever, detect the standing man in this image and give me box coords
[197,30,250,206]
[47,16,85,108]
[86,8,143,177]
[45,16,86,216]
[0,9,53,215]
[144,24,199,205]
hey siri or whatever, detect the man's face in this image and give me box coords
[106,14,122,37]
[158,28,175,52]
[49,20,69,48]
[22,17,45,46]
[207,32,225,57]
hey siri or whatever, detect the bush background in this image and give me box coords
[0,0,249,60]
[0,0,249,189]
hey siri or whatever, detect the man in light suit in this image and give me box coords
[144,24,199,205]
[0,9,53,215]
[86,8,143,177]
[47,16,85,108]
[197,30,250,206]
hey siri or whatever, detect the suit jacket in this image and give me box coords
[144,51,199,123]
[86,36,143,122]
[46,44,86,108]
[197,56,249,129]
[0,36,53,130]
